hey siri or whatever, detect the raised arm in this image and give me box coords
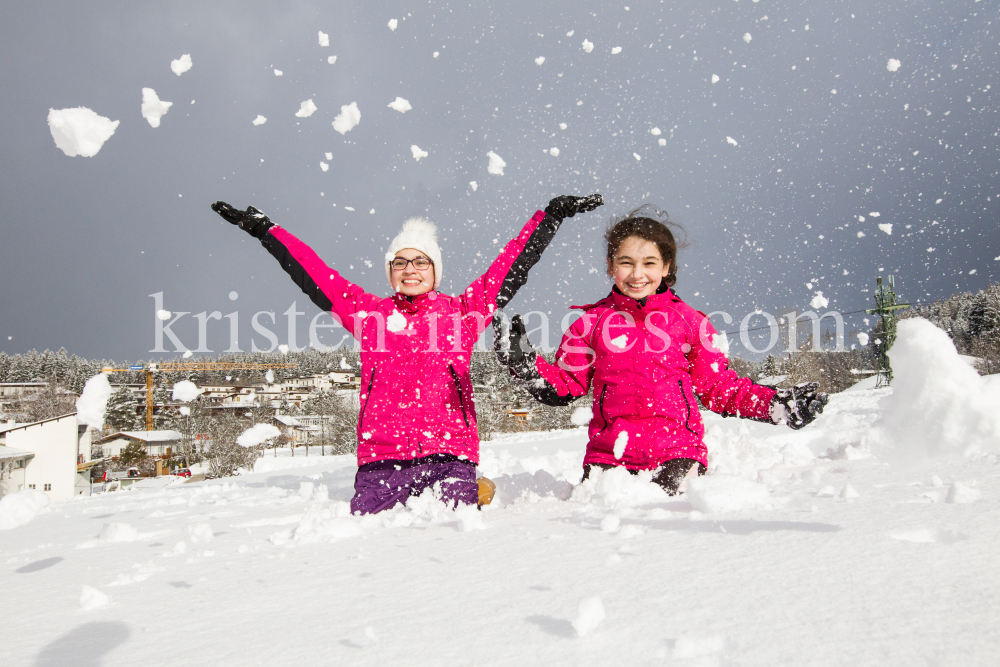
[459,195,603,331]
[211,202,381,330]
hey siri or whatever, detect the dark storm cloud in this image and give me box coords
[1,0,997,360]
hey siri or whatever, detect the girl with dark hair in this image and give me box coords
[494,205,828,494]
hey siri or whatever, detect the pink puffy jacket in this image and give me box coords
[532,287,777,469]
[260,211,556,466]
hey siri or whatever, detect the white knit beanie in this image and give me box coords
[384,217,443,289]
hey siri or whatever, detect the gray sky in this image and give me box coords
[1,0,997,361]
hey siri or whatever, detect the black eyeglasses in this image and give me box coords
[390,257,433,271]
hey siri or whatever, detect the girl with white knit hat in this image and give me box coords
[211,195,602,513]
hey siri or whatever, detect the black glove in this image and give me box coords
[544,193,604,222]
[770,382,829,430]
[492,311,538,379]
[211,201,275,240]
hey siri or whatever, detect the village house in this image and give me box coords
[0,413,97,500]
[95,430,183,459]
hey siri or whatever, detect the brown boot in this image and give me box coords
[476,477,496,506]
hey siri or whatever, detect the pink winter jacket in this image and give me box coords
[259,210,558,466]
[531,287,777,469]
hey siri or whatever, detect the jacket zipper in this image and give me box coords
[678,379,697,434]
[449,364,470,428]
[358,369,376,429]
[596,385,608,433]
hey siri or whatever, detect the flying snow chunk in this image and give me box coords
[535,56,545,65]
[252,115,267,125]
[857,332,870,346]
[712,74,720,83]
[857,231,866,238]
[170,54,193,76]
[613,431,629,459]
[650,127,662,135]
[47,107,119,157]
[327,56,337,65]
[879,223,893,235]
[387,310,408,333]
[743,33,752,43]
[140,88,172,128]
[333,102,361,134]
[559,122,568,130]
[182,350,193,359]
[726,136,739,146]
[237,423,281,448]
[633,152,641,161]
[318,31,329,47]
[76,373,113,427]
[582,39,594,53]
[387,97,412,113]
[810,291,829,310]
[172,380,202,402]
[157,309,172,320]
[320,161,329,171]
[549,147,560,157]
[388,18,398,31]
[295,99,318,118]
[611,46,622,55]
[887,58,901,72]
[567,30,575,37]
[469,181,478,191]
[658,138,666,146]
[265,369,275,383]
[487,151,506,175]
[274,69,283,76]
[571,406,592,426]
[278,344,289,355]
[869,212,880,217]
[573,597,605,637]
[410,145,428,161]
[325,152,333,160]
[831,89,838,95]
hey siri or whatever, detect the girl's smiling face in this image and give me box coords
[391,247,436,296]
[608,235,671,300]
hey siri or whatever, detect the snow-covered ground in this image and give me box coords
[2,389,998,665]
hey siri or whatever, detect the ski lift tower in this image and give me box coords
[866,276,909,386]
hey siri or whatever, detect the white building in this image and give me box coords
[0,413,96,501]
[96,430,182,458]
[0,444,34,495]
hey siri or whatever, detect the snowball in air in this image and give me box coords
[535,56,545,65]
[611,46,622,55]
[810,291,829,309]
[170,54,193,76]
[549,147,560,156]
[857,332,870,346]
[712,74,720,83]
[879,223,893,235]
[571,407,592,426]
[410,145,428,161]
[140,88,172,128]
[295,99,318,118]
[633,152,641,161]
[318,31,329,47]
[387,97,412,113]
[157,309,172,320]
[252,115,267,125]
[726,136,739,146]
[237,423,281,448]
[582,39,594,53]
[172,380,202,402]
[743,33,752,43]
[386,310,408,333]
[274,69,283,76]
[613,431,629,459]
[487,151,506,175]
[650,127,661,135]
[333,102,361,134]
[469,181,478,191]
[388,18,398,31]
[47,107,119,157]
[887,58,901,72]
[76,373,113,428]
[320,161,329,171]
[328,56,337,65]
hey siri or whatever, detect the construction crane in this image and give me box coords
[101,362,297,430]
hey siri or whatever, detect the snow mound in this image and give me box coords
[487,151,506,175]
[80,585,111,611]
[869,318,1000,465]
[333,102,361,134]
[170,54,192,76]
[237,423,281,448]
[140,88,172,128]
[0,489,50,530]
[76,372,112,427]
[48,107,119,157]
[572,597,605,636]
[686,474,771,514]
[571,466,665,511]
[171,380,201,402]
[387,97,411,113]
[673,634,726,660]
[187,522,214,544]
[98,522,139,543]
[490,470,573,507]
[295,99,318,118]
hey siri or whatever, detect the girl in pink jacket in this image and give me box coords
[211,195,603,513]
[495,206,828,494]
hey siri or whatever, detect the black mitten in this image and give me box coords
[770,382,829,430]
[493,312,538,379]
[544,193,604,222]
[211,201,275,240]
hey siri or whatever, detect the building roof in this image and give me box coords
[99,430,182,443]
[0,413,78,434]
[273,415,301,426]
[0,445,35,461]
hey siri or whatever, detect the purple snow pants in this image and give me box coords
[350,453,479,515]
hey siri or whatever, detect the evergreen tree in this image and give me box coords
[104,385,137,433]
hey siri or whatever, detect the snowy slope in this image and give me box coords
[3,381,998,666]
